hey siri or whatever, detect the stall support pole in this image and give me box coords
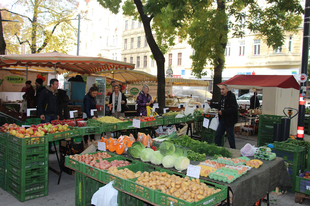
[26,65,28,80]
[297,0,310,140]
[54,64,57,78]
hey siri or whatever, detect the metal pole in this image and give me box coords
[26,65,28,80]
[297,0,310,140]
[54,64,57,78]
[77,14,80,56]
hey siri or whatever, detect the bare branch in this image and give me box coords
[37,22,60,53]
[0,9,32,22]
[15,33,31,48]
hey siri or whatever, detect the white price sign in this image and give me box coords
[133,119,141,128]
[98,142,106,151]
[90,109,97,116]
[178,104,185,109]
[203,118,210,128]
[70,110,78,119]
[186,164,201,179]
[152,103,159,112]
[163,108,169,113]
[26,108,36,117]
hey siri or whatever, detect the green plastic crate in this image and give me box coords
[7,164,48,184]
[257,114,283,146]
[65,156,82,171]
[155,118,164,126]
[0,166,6,191]
[117,121,134,130]
[295,175,310,195]
[163,116,175,125]
[7,183,47,202]
[175,117,187,124]
[24,118,41,125]
[154,179,227,206]
[7,178,47,195]
[118,191,144,206]
[46,128,80,141]
[140,120,157,128]
[7,134,46,146]
[79,126,101,136]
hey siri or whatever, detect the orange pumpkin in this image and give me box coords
[108,139,117,152]
[116,142,125,155]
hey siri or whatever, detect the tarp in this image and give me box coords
[0,51,135,74]
[218,75,299,90]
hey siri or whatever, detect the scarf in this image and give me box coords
[112,92,122,113]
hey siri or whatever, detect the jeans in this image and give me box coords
[41,115,58,151]
[215,120,236,149]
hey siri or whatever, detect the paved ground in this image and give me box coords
[1,133,310,206]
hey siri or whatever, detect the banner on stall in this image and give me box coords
[0,70,48,92]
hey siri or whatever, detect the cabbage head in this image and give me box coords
[174,156,190,171]
[172,146,187,159]
[127,141,145,158]
[140,148,155,162]
[162,155,176,168]
[159,141,175,156]
[150,151,164,165]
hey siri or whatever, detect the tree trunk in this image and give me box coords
[134,0,165,114]
[0,11,6,55]
[31,0,39,53]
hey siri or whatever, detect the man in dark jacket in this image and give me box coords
[35,78,45,107]
[215,84,238,149]
[37,78,59,154]
[58,89,70,120]
[250,92,260,109]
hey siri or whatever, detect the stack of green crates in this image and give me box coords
[6,134,48,201]
[257,114,283,146]
[272,141,307,193]
[0,132,7,190]
[75,172,144,206]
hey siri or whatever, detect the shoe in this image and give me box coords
[49,150,56,154]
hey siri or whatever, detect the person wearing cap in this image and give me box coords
[22,80,35,108]
[35,78,45,107]
[136,85,153,116]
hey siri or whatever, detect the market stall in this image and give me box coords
[219,75,300,134]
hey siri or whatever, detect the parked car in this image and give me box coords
[237,93,263,109]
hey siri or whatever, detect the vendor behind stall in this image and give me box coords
[108,85,127,118]
[83,84,98,144]
[136,84,153,116]
[23,80,35,108]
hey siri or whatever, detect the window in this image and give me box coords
[225,43,231,56]
[144,36,148,47]
[151,59,155,67]
[130,38,134,49]
[253,40,260,55]
[106,37,109,46]
[137,36,141,48]
[143,56,147,68]
[114,53,117,60]
[177,53,182,66]
[138,21,142,28]
[130,57,133,64]
[239,41,245,56]
[136,56,140,68]
[124,39,127,50]
[168,53,172,66]
[125,20,128,31]
[274,46,282,53]
[131,19,135,29]
[289,35,293,52]
[124,57,127,62]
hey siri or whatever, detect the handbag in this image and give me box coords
[209,115,219,131]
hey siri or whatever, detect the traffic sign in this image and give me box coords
[300,73,307,83]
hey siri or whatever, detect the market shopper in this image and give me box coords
[58,89,70,120]
[108,85,127,118]
[83,84,98,144]
[215,84,238,149]
[250,92,260,109]
[37,78,59,154]
[35,78,45,107]
[22,80,35,108]
[136,84,153,116]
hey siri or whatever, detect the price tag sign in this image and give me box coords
[98,142,106,151]
[70,110,78,119]
[152,103,159,112]
[133,119,141,128]
[91,109,97,116]
[163,108,169,113]
[135,104,138,110]
[203,118,210,128]
[178,104,184,109]
[26,108,36,117]
[186,164,201,179]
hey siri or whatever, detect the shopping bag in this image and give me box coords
[146,106,152,117]
[209,115,219,131]
[21,99,27,113]
[91,181,118,206]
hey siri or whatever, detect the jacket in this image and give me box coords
[250,95,260,109]
[136,91,152,116]
[83,92,97,118]
[35,86,45,107]
[109,92,127,113]
[37,86,59,116]
[218,91,238,127]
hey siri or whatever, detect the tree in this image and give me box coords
[98,0,303,103]
[1,0,78,54]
